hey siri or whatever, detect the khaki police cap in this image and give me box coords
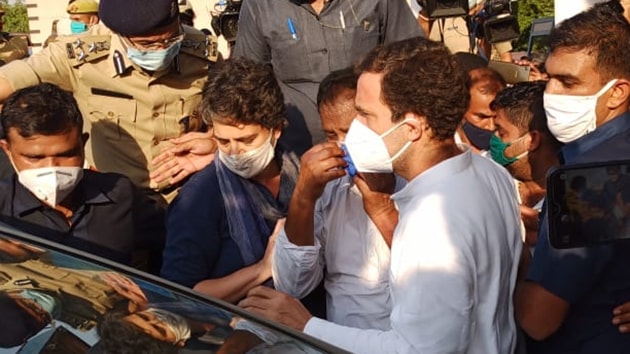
[0,6,5,14]
[67,0,99,14]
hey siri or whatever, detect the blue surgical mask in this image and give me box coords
[462,121,493,151]
[126,41,181,72]
[70,21,88,34]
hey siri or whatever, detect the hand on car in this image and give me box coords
[101,271,148,306]
[238,286,313,331]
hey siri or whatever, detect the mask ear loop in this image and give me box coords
[503,133,530,162]
[381,118,415,163]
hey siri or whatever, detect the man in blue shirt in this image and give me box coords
[515,2,630,353]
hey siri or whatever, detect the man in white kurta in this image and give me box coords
[240,37,522,353]
[304,147,522,353]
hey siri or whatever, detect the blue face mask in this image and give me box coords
[462,121,494,151]
[19,290,59,319]
[70,21,88,34]
[126,41,181,72]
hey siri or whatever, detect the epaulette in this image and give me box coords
[179,33,219,62]
[64,35,111,67]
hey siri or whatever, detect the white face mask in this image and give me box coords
[343,119,412,173]
[544,80,617,143]
[17,166,84,206]
[20,290,59,318]
[218,130,276,179]
[144,308,191,345]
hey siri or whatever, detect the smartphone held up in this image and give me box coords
[547,160,630,249]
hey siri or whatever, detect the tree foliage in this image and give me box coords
[513,0,555,52]
[2,0,29,34]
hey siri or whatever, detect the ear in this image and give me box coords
[527,130,541,152]
[272,124,282,141]
[0,139,9,156]
[607,79,630,110]
[403,114,424,142]
[81,133,89,147]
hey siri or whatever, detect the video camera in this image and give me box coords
[474,0,520,44]
[210,0,242,43]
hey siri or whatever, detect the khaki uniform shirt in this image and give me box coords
[0,32,28,64]
[0,259,123,330]
[0,24,216,193]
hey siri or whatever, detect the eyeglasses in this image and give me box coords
[124,30,185,51]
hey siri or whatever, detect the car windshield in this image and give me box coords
[0,223,347,354]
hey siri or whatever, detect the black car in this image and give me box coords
[0,224,347,354]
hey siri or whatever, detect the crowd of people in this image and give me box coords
[0,0,630,352]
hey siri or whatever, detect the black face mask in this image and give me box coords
[462,121,493,151]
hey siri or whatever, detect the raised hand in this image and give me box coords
[150,131,216,185]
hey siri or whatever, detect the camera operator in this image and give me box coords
[417,0,514,62]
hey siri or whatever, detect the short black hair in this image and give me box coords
[317,67,358,110]
[0,83,83,141]
[97,310,179,354]
[357,37,468,140]
[200,58,285,130]
[491,81,546,132]
[549,1,630,83]
[454,52,488,74]
[467,67,506,95]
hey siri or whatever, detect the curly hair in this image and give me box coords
[0,83,82,141]
[97,310,179,354]
[549,2,630,83]
[356,37,469,140]
[200,58,286,129]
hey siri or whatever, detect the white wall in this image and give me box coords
[554,0,603,25]
[26,0,71,53]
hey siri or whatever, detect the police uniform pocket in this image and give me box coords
[179,95,203,133]
[87,94,138,141]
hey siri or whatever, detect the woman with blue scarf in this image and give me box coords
[160,59,300,304]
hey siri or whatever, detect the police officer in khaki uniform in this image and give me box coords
[0,0,217,204]
[67,0,100,31]
[0,259,124,332]
[44,0,100,50]
[0,5,29,66]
